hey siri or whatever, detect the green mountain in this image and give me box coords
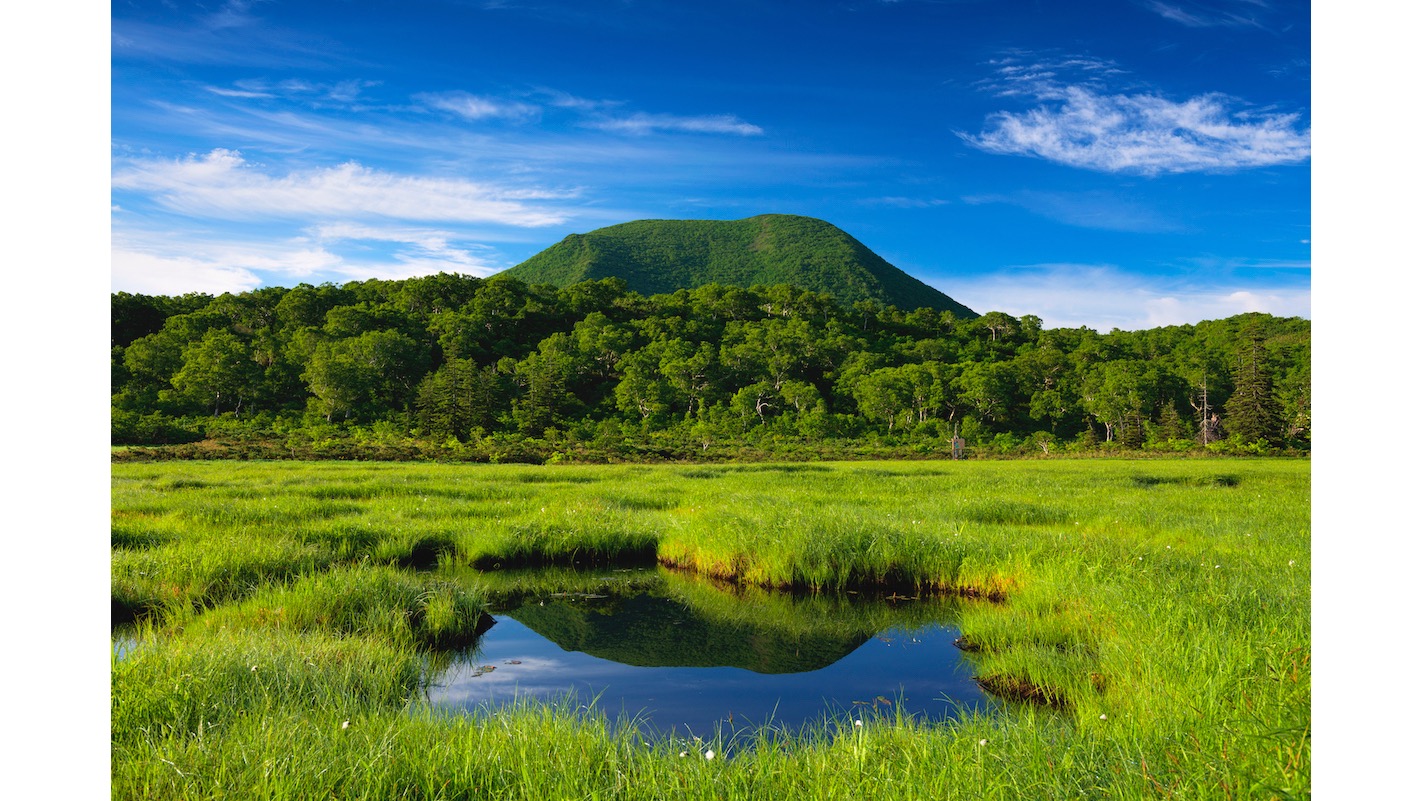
[502,214,977,317]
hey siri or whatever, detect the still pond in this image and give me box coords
[426,567,993,741]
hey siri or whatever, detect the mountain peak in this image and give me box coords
[502,215,976,317]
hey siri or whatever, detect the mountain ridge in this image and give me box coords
[502,214,977,318]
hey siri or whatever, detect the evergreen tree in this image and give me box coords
[1150,403,1192,444]
[1224,332,1281,446]
[416,359,504,441]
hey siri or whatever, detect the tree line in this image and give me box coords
[111,273,1310,459]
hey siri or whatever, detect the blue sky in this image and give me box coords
[110,0,1311,330]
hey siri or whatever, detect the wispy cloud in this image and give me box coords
[204,85,274,99]
[205,78,381,104]
[980,54,1128,98]
[112,1,341,68]
[586,112,764,136]
[1138,1,1272,29]
[861,196,951,208]
[963,56,1310,174]
[416,91,542,122]
[310,223,507,277]
[962,190,1186,233]
[112,149,575,226]
[939,263,1309,331]
[112,221,509,296]
[535,88,624,111]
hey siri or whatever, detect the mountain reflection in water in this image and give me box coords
[425,568,991,741]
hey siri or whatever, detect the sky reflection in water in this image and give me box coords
[426,582,991,742]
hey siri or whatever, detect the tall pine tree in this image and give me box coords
[1224,329,1281,446]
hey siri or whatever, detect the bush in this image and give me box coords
[111,409,206,445]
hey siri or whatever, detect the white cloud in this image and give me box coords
[112,149,574,226]
[111,221,512,296]
[1139,1,1270,28]
[207,78,381,103]
[588,112,764,136]
[978,54,1127,99]
[416,91,541,121]
[536,88,623,111]
[310,223,506,277]
[112,248,267,295]
[112,225,352,293]
[966,86,1310,174]
[205,85,274,99]
[966,55,1309,175]
[938,263,1310,331]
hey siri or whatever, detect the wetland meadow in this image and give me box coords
[111,459,1309,799]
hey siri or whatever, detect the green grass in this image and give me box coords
[111,458,1309,799]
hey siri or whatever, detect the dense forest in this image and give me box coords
[111,273,1309,462]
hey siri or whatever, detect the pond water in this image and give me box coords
[425,568,993,741]
[112,632,139,660]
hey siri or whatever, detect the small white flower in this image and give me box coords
[342,720,351,729]
[978,739,988,746]
[1289,560,1295,567]
[704,749,715,760]
[854,719,863,727]
[1214,565,1221,569]
[250,665,258,672]
[679,751,688,758]
[1099,714,1107,721]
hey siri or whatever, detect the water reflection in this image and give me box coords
[425,567,991,740]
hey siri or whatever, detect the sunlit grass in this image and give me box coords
[111,458,1309,799]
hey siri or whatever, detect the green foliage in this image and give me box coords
[112,273,1311,458]
[1225,327,1284,446]
[504,214,977,316]
[302,329,427,422]
[414,359,505,441]
[111,290,214,347]
[171,329,263,415]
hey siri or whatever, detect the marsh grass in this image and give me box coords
[112,458,1309,799]
[449,564,668,604]
[188,566,493,649]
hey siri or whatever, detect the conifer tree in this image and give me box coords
[1224,332,1281,446]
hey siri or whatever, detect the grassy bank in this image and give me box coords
[112,459,1309,798]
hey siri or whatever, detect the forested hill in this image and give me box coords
[502,215,976,318]
[111,273,1310,459]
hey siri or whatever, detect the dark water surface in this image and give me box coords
[425,568,993,741]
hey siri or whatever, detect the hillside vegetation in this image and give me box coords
[503,214,975,317]
[111,273,1309,461]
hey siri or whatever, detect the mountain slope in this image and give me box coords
[503,214,977,317]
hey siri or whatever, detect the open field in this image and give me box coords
[112,459,1309,799]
